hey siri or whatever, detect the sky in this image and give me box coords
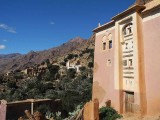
[0,0,135,54]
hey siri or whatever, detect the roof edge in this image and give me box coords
[93,20,115,33]
[111,4,146,20]
[142,3,160,15]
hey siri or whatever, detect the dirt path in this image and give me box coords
[119,113,160,120]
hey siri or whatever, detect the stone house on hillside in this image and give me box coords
[21,68,34,75]
[92,0,160,115]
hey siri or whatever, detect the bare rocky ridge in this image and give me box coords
[0,53,21,59]
[0,36,94,73]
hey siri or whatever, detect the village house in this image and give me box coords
[66,61,81,72]
[6,71,14,76]
[21,64,47,77]
[21,68,34,76]
[92,0,160,115]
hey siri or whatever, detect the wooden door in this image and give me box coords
[125,92,134,112]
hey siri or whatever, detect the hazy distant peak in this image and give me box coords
[0,53,21,59]
[68,36,86,43]
[27,50,37,54]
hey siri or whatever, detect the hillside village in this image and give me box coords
[0,0,160,120]
[0,35,95,119]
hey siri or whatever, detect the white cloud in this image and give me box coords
[0,23,16,33]
[0,45,6,49]
[3,39,7,42]
[50,22,55,25]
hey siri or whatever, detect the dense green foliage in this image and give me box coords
[0,65,93,118]
[0,48,94,118]
[99,106,122,120]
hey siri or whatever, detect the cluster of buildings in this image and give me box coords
[5,64,48,78]
[21,64,47,77]
[92,0,160,115]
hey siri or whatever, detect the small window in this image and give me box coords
[124,29,126,35]
[123,60,127,66]
[128,27,132,34]
[103,42,106,50]
[108,33,112,49]
[102,36,107,51]
[123,23,133,36]
[107,59,111,66]
[129,59,133,66]
[125,43,128,50]
[109,40,112,49]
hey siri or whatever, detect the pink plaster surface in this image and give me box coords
[0,104,7,120]
[143,16,160,115]
[93,29,120,111]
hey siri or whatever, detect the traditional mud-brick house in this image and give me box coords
[92,0,160,115]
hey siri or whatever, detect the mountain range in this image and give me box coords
[0,35,95,73]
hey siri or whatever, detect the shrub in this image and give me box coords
[64,58,68,62]
[74,54,78,58]
[35,104,51,116]
[99,106,122,120]
[45,59,50,65]
[60,62,66,66]
[54,111,63,120]
[79,53,83,57]
[79,66,86,72]
[48,64,60,79]
[67,104,82,119]
[67,54,74,60]
[88,62,93,68]
[67,68,76,79]
[14,72,24,79]
[7,81,17,89]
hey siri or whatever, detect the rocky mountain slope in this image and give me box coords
[0,53,21,59]
[0,36,94,73]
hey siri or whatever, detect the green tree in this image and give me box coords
[7,81,17,89]
[64,58,68,62]
[74,54,78,58]
[0,74,3,84]
[67,54,74,60]
[48,64,60,80]
[14,72,24,79]
[88,62,93,68]
[79,66,86,72]
[60,62,66,66]
[45,59,50,65]
[67,68,76,79]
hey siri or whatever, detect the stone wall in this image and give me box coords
[0,102,7,120]
[83,99,99,120]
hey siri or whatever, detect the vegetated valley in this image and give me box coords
[0,35,95,119]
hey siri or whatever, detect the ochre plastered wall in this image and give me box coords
[114,12,143,113]
[135,12,147,115]
[142,9,160,115]
[92,27,121,111]
[93,0,160,115]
